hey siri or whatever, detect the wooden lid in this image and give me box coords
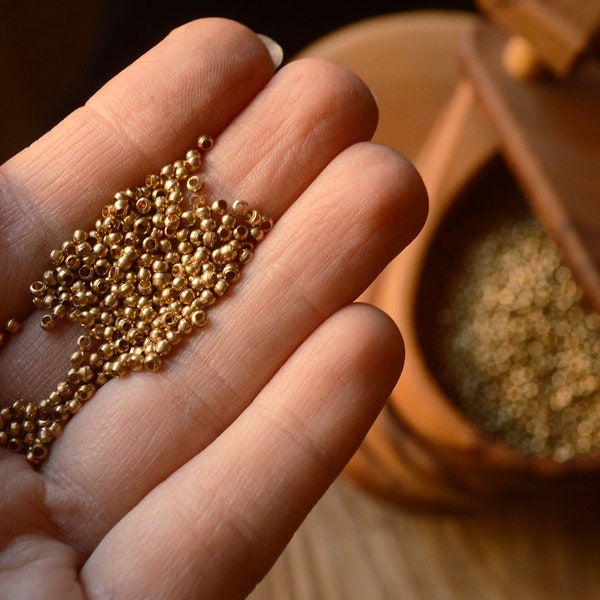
[461,22,600,313]
[476,0,600,75]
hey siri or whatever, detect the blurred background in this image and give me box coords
[0,0,474,162]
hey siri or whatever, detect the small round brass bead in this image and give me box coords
[27,444,49,464]
[211,199,228,215]
[232,200,249,216]
[144,353,161,372]
[214,279,229,297]
[197,135,214,152]
[185,150,201,172]
[40,314,57,331]
[5,318,21,334]
[7,438,22,452]
[191,310,208,328]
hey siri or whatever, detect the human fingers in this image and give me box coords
[0,57,378,405]
[44,140,425,555]
[81,303,403,600]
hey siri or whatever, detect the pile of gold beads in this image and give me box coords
[418,164,600,462]
[0,135,272,465]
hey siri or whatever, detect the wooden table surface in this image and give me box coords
[250,476,600,599]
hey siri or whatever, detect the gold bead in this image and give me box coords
[197,135,214,152]
[260,216,274,232]
[152,272,170,290]
[246,209,262,226]
[38,427,55,444]
[144,353,161,371]
[40,314,57,330]
[232,200,249,216]
[214,279,229,297]
[7,438,22,452]
[211,199,228,215]
[27,444,49,465]
[160,164,175,180]
[174,164,189,180]
[154,340,171,356]
[49,249,64,266]
[191,310,208,328]
[238,248,254,265]
[223,263,240,282]
[203,231,217,247]
[5,318,21,334]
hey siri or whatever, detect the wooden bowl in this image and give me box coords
[302,13,600,508]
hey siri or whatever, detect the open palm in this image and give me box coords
[0,18,426,599]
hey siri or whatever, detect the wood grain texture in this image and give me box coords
[250,476,600,599]
[476,0,600,74]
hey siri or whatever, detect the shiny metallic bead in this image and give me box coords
[7,438,22,452]
[174,165,189,181]
[151,272,170,290]
[214,279,229,297]
[250,227,264,242]
[260,216,274,232]
[246,209,262,226]
[40,314,57,330]
[195,310,208,327]
[160,164,175,180]
[232,199,249,216]
[42,269,58,286]
[127,352,145,371]
[30,281,47,297]
[197,134,214,152]
[203,231,217,248]
[67,398,83,414]
[223,263,240,282]
[216,225,232,242]
[177,318,193,335]
[27,444,49,464]
[49,248,64,266]
[38,427,56,444]
[144,353,161,371]
[199,290,215,306]
[168,190,183,205]
[155,340,171,356]
[200,218,216,232]
[238,248,254,265]
[185,149,201,170]
[5,318,21,334]
[211,199,228,215]
[62,240,77,255]
[186,175,204,192]
[57,381,74,399]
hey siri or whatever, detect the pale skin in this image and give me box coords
[0,18,427,600]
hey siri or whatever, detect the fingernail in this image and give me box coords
[369,88,380,112]
[257,34,284,68]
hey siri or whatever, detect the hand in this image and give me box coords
[0,18,426,599]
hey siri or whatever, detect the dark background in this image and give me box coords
[0,0,475,161]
